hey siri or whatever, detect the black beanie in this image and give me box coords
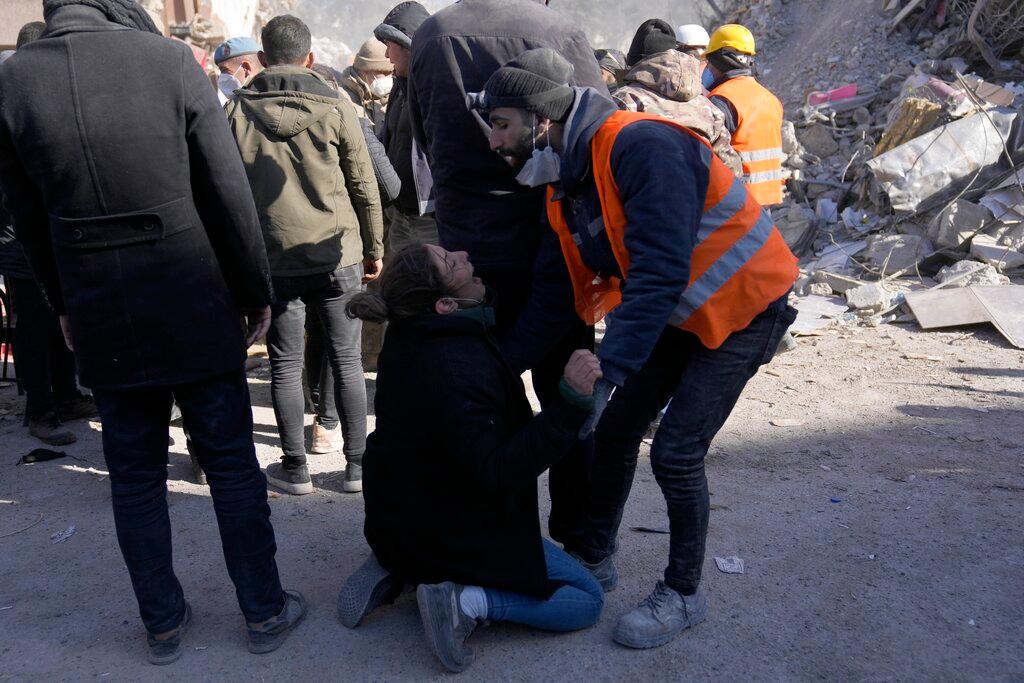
[706,48,752,74]
[626,18,678,67]
[479,48,576,122]
[374,1,430,49]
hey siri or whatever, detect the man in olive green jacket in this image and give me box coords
[227,15,384,495]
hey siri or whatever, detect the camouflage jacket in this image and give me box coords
[612,50,744,177]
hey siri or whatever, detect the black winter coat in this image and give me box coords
[408,0,608,270]
[381,77,418,215]
[0,6,273,390]
[363,313,587,598]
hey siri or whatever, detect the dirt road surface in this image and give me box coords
[2,321,1022,681]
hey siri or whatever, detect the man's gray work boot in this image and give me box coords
[570,551,618,592]
[613,582,708,649]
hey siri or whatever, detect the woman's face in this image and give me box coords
[426,245,487,303]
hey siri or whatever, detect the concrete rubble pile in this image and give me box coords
[739,0,1024,346]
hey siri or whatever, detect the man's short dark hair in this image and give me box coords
[16,22,46,49]
[261,15,312,65]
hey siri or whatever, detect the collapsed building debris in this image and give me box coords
[742,0,1024,347]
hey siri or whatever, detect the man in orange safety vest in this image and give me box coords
[473,48,798,650]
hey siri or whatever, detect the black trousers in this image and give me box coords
[92,369,284,634]
[477,264,595,549]
[576,300,796,594]
[10,277,78,419]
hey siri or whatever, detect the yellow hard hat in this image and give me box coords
[707,24,756,56]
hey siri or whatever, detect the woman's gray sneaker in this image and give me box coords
[338,554,403,628]
[247,590,307,654]
[265,462,314,495]
[613,582,708,649]
[343,461,362,493]
[416,582,479,673]
[146,602,192,665]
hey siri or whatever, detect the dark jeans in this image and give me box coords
[10,277,78,419]
[577,299,797,595]
[92,369,284,634]
[477,265,595,549]
[268,264,366,466]
[304,312,338,430]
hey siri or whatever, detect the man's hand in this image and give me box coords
[59,315,74,351]
[362,257,383,283]
[241,306,271,348]
[562,349,602,396]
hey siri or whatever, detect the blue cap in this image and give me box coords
[214,37,260,65]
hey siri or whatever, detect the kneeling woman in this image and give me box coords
[341,244,604,672]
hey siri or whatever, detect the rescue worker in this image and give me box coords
[613,19,742,176]
[705,24,786,206]
[675,24,713,90]
[475,48,798,649]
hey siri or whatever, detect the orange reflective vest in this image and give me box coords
[546,110,797,350]
[710,76,785,206]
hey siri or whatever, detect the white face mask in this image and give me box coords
[370,75,394,98]
[218,67,243,99]
[514,117,561,188]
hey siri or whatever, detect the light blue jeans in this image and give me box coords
[483,539,604,631]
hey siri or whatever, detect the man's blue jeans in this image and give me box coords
[484,539,603,631]
[577,298,797,595]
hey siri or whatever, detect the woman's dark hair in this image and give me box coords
[346,244,450,323]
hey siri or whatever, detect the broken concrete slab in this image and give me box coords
[790,294,848,335]
[863,234,934,274]
[970,235,1024,271]
[845,282,895,311]
[928,200,995,249]
[867,110,1018,213]
[797,123,840,158]
[936,260,1010,287]
[812,270,865,294]
[905,286,1024,348]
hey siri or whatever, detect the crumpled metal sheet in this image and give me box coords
[867,110,1017,213]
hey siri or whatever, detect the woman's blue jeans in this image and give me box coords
[483,539,603,631]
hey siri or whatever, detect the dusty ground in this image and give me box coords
[1,319,1022,681]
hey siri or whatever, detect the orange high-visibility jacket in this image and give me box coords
[710,76,785,206]
[546,110,797,350]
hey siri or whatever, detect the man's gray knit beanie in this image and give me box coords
[481,48,575,122]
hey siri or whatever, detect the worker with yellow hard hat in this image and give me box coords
[705,24,786,206]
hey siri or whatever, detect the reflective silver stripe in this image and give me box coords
[669,212,775,326]
[745,169,787,184]
[698,177,748,243]
[571,233,582,246]
[739,147,784,163]
[587,216,605,237]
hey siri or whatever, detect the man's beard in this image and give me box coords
[496,126,537,172]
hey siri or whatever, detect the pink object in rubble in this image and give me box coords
[807,84,859,107]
